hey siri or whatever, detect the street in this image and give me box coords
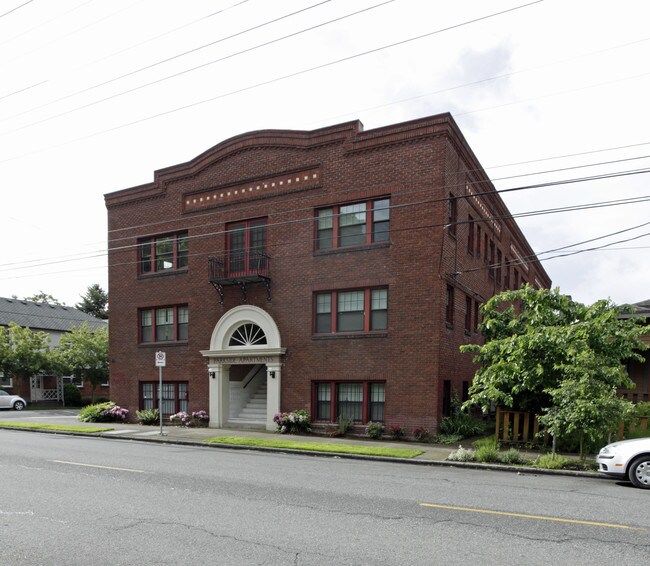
[1,426,648,565]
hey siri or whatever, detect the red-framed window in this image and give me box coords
[314,288,388,334]
[476,225,482,257]
[140,381,188,417]
[226,218,267,276]
[139,305,188,343]
[445,285,455,325]
[314,381,385,423]
[139,232,188,274]
[467,215,475,254]
[465,294,472,334]
[315,198,390,250]
[447,194,457,236]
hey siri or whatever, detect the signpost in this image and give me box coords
[155,351,166,435]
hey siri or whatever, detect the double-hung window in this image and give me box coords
[315,288,388,334]
[226,218,267,276]
[140,381,188,417]
[140,305,189,343]
[139,232,188,274]
[314,382,385,423]
[316,198,390,250]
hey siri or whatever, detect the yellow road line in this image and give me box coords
[419,503,645,531]
[51,460,145,473]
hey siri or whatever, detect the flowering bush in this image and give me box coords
[78,401,129,423]
[170,410,210,427]
[170,411,192,427]
[390,425,404,440]
[192,410,209,425]
[365,421,385,439]
[273,409,311,434]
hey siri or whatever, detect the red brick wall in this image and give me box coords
[105,114,551,433]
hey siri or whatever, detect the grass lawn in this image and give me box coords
[204,436,424,458]
[0,421,112,433]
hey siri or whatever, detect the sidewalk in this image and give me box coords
[77,422,597,478]
[94,421,457,461]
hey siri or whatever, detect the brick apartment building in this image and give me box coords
[105,113,551,434]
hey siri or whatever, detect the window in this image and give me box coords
[227,218,267,276]
[514,268,520,289]
[445,285,454,325]
[447,194,457,236]
[476,225,482,257]
[140,381,188,417]
[314,288,388,334]
[504,257,510,289]
[139,232,188,274]
[496,249,502,286]
[473,300,480,333]
[467,215,475,254]
[140,305,188,343]
[314,381,385,423]
[488,240,496,279]
[465,295,472,334]
[316,198,390,250]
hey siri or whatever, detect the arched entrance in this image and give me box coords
[201,305,285,431]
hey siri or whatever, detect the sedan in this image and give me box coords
[597,437,650,489]
[0,389,27,411]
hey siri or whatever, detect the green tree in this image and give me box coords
[75,284,108,320]
[53,322,108,401]
[461,286,646,457]
[0,322,51,382]
[25,291,62,305]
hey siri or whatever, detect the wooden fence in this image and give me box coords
[495,408,541,444]
[496,408,649,444]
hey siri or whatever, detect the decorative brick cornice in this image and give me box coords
[183,166,322,213]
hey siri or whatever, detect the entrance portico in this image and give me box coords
[201,305,285,431]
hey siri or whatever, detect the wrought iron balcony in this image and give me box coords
[208,252,271,304]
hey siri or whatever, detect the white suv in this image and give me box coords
[597,437,650,489]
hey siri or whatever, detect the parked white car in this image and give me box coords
[0,389,27,411]
[597,437,650,489]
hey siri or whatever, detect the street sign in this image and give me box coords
[155,351,166,367]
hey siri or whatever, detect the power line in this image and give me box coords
[0,0,33,20]
[0,0,540,141]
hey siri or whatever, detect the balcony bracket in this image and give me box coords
[237,280,248,303]
[210,281,225,305]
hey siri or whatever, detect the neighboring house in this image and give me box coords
[620,299,650,403]
[0,297,108,403]
[105,113,551,433]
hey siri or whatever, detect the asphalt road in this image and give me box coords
[1,425,648,566]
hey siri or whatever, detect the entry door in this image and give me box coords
[31,376,43,401]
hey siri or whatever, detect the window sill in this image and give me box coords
[139,341,189,348]
[312,332,388,340]
[314,242,390,257]
[139,268,188,279]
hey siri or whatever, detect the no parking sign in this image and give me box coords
[155,351,166,367]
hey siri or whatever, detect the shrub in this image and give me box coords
[499,448,529,466]
[413,427,431,442]
[170,411,192,427]
[78,402,129,423]
[446,445,476,462]
[390,425,404,440]
[192,410,210,426]
[273,409,311,434]
[439,392,485,438]
[136,408,159,425]
[365,421,385,439]
[475,445,499,463]
[533,454,570,470]
[432,433,464,445]
[63,384,82,407]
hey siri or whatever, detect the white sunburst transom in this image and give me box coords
[228,323,267,347]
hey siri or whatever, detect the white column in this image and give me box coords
[208,364,230,428]
[266,363,282,432]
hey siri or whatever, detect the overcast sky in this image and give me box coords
[1,0,649,308]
